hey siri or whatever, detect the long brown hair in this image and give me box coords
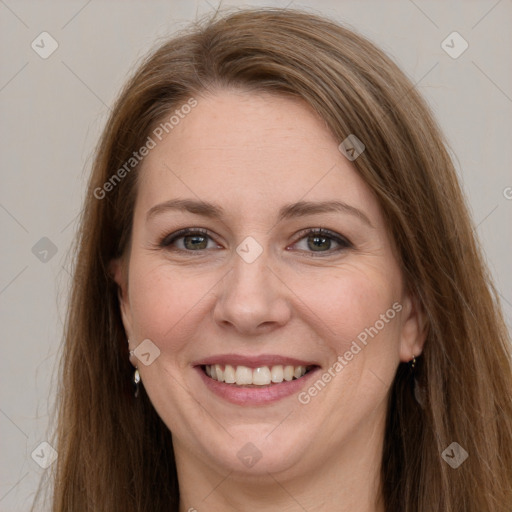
[34,7,512,512]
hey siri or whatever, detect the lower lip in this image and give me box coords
[195,366,320,405]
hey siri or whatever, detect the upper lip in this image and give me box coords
[192,354,319,369]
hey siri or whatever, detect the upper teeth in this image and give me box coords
[205,364,308,386]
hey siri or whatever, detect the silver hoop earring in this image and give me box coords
[133,368,140,398]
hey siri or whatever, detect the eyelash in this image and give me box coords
[158,227,352,256]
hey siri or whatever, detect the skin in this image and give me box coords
[113,89,426,512]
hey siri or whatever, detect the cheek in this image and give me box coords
[128,261,215,353]
[288,262,402,351]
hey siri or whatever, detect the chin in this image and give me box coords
[197,422,317,477]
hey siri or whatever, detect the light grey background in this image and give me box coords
[1,0,511,509]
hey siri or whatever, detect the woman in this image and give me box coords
[35,7,512,512]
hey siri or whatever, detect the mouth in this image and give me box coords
[193,355,320,405]
[202,363,315,387]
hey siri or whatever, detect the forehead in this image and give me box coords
[135,90,381,224]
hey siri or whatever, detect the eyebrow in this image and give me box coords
[146,198,373,228]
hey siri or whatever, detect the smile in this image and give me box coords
[193,355,320,405]
[204,364,312,387]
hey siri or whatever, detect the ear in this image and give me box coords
[398,293,427,362]
[109,257,134,344]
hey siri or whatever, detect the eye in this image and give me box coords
[291,228,352,255]
[158,227,351,255]
[160,228,221,251]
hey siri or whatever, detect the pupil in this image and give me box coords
[184,235,207,250]
[308,235,330,251]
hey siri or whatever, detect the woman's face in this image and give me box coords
[114,90,425,479]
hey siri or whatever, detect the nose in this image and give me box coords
[213,251,292,335]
